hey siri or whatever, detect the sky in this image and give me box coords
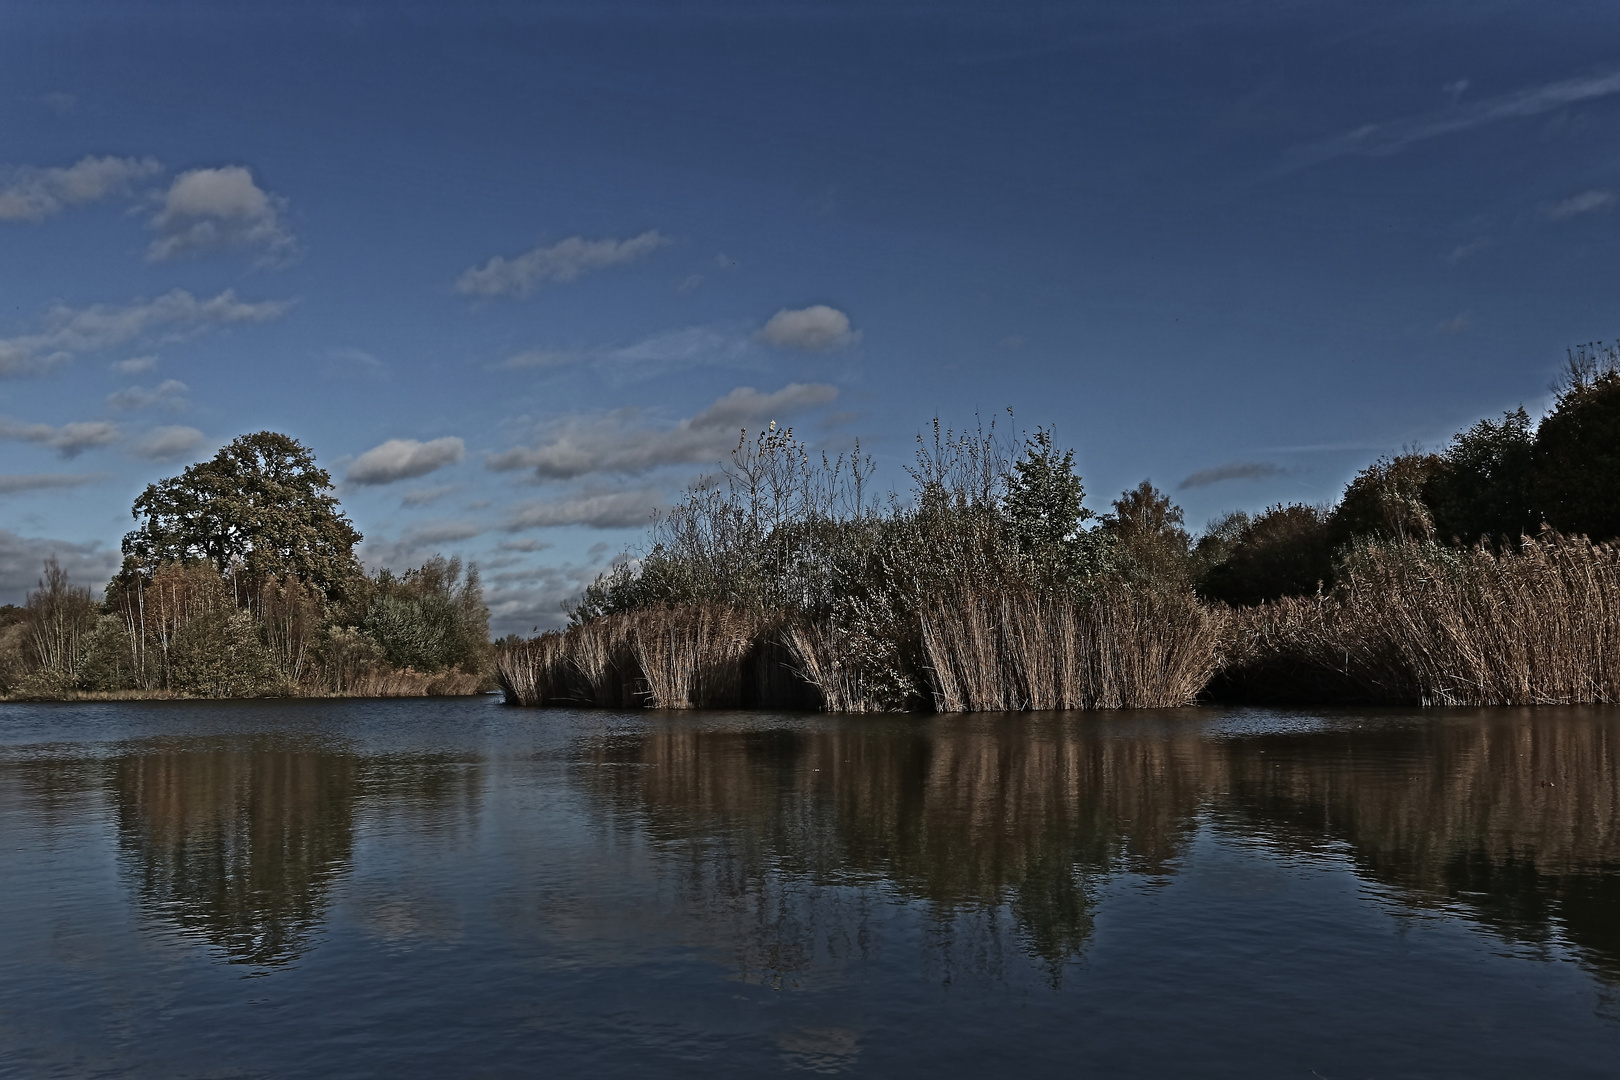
[3,0,1620,632]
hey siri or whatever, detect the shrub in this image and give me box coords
[1198,504,1333,606]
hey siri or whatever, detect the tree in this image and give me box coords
[1328,452,1440,548]
[1005,427,1090,551]
[1100,480,1192,585]
[1533,347,1620,541]
[1198,503,1333,606]
[1423,408,1539,544]
[122,431,363,603]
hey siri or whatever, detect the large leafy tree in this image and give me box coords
[1533,353,1620,541]
[122,431,363,602]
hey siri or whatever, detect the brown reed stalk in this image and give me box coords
[919,583,1224,711]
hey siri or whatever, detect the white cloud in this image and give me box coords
[0,417,119,458]
[0,155,161,222]
[608,325,754,366]
[1178,462,1285,489]
[358,520,486,571]
[0,474,105,495]
[148,166,294,263]
[1292,69,1620,165]
[455,230,669,296]
[502,488,666,530]
[113,355,157,374]
[755,305,860,352]
[131,426,205,461]
[0,289,289,377]
[347,436,466,485]
[0,530,121,604]
[108,378,188,411]
[487,383,838,480]
[1436,313,1471,334]
[1547,189,1615,221]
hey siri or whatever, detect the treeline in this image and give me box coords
[499,345,1620,710]
[0,431,491,700]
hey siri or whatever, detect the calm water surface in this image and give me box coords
[3,699,1619,1078]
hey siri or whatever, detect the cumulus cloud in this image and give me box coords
[456,230,668,297]
[113,355,157,374]
[0,289,290,377]
[0,155,161,222]
[755,305,860,351]
[0,529,121,604]
[1291,69,1620,165]
[0,474,105,495]
[131,426,205,461]
[148,166,294,263]
[483,559,616,636]
[108,378,188,411]
[0,417,119,458]
[1547,189,1615,221]
[502,488,665,530]
[1178,462,1285,490]
[487,383,838,480]
[347,436,466,486]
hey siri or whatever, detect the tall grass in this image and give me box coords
[921,583,1223,711]
[1220,532,1620,705]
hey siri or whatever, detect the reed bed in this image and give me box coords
[1222,533,1620,705]
[496,603,802,709]
[920,584,1224,711]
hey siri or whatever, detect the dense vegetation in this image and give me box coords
[0,432,490,700]
[500,345,1620,710]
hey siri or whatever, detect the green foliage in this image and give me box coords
[1423,408,1538,544]
[122,431,363,604]
[1198,504,1333,606]
[1100,480,1192,586]
[1328,452,1441,547]
[1006,427,1089,551]
[1533,344,1620,541]
[364,556,490,673]
[167,608,280,697]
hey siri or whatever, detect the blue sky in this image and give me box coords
[3,1,1619,631]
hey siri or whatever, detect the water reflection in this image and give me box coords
[574,709,1620,981]
[6,733,485,970]
[109,737,359,967]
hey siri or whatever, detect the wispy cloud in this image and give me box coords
[0,473,105,495]
[1436,313,1470,334]
[495,349,578,371]
[0,155,161,222]
[0,417,119,458]
[0,289,290,377]
[1445,238,1489,265]
[487,383,838,481]
[456,230,668,297]
[148,166,295,263]
[1178,461,1284,489]
[1290,69,1620,166]
[108,379,188,412]
[400,485,455,508]
[502,488,665,530]
[347,437,466,486]
[1546,189,1615,221]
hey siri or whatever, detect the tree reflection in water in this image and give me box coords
[573,709,1620,984]
[104,736,479,969]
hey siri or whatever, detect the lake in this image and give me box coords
[3,698,1619,1077]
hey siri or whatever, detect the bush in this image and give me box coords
[1198,504,1333,606]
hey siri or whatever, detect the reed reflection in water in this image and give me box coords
[573,708,1620,982]
[4,699,1620,1078]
